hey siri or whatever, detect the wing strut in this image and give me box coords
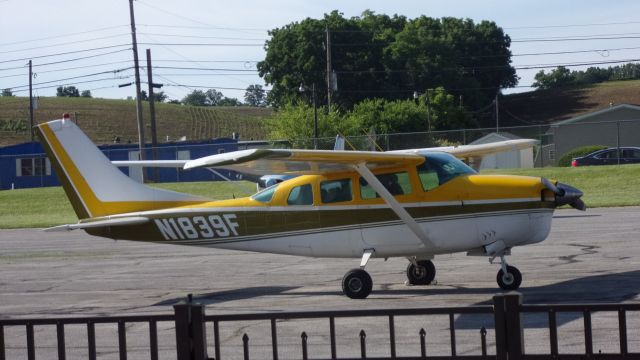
[352,163,438,251]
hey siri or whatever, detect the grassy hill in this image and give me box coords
[0,96,271,146]
[498,80,640,127]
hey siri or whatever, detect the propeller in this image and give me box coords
[542,178,586,211]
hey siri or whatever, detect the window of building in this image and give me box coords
[177,150,191,160]
[320,179,352,203]
[360,171,412,199]
[287,184,314,205]
[16,157,50,177]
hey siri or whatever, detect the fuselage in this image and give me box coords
[87,161,556,259]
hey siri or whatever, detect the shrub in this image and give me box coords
[558,145,608,167]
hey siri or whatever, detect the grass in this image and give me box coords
[1,164,639,229]
[481,164,640,208]
[0,181,256,229]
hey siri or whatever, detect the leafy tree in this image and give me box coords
[182,90,208,106]
[267,103,346,146]
[153,91,168,103]
[56,86,80,97]
[80,90,92,98]
[218,97,243,106]
[205,89,223,105]
[244,84,267,107]
[532,67,574,89]
[1,88,13,96]
[139,90,148,101]
[167,99,182,105]
[258,11,516,110]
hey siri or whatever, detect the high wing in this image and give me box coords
[183,149,425,175]
[391,138,539,170]
[112,160,188,167]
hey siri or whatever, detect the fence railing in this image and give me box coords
[2,293,639,360]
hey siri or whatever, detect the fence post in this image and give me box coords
[174,302,209,360]
[494,292,524,360]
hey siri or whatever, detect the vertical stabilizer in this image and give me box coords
[37,119,206,219]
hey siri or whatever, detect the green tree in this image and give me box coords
[1,88,13,96]
[139,90,148,101]
[218,97,243,106]
[182,90,208,106]
[80,90,92,98]
[258,11,515,110]
[153,91,168,103]
[205,89,223,105]
[532,67,574,89]
[56,86,80,97]
[244,84,267,107]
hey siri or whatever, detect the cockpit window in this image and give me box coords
[320,179,352,203]
[360,171,412,199]
[287,184,314,205]
[417,152,476,191]
[251,184,278,203]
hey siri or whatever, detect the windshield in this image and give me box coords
[251,183,279,203]
[417,152,476,191]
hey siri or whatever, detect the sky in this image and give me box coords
[2,0,640,103]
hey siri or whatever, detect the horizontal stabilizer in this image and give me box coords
[44,216,149,232]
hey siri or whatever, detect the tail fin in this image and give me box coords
[37,119,206,219]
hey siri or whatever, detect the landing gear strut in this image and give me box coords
[406,259,436,285]
[495,255,522,290]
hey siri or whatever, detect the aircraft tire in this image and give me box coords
[406,260,436,285]
[342,268,373,299]
[496,265,522,290]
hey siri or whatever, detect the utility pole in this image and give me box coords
[146,49,160,182]
[128,0,146,178]
[325,26,332,111]
[28,60,34,141]
[495,93,500,133]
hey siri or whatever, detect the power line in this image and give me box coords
[0,34,130,54]
[0,44,131,64]
[138,42,262,47]
[0,25,129,47]
[152,66,257,72]
[7,67,133,89]
[0,60,132,78]
[10,75,134,93]
[138,32,266,41]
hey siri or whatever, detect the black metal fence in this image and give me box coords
[1,293,639,360]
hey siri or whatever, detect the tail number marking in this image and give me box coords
[155,214,240,241]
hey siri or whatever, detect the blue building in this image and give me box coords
[0,139,238,190]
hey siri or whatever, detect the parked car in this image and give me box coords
[571,147,640,166]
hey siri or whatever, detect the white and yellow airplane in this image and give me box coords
[38,118,585,299]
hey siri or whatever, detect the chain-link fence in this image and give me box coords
[2,119,640,189]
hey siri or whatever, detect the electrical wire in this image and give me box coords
[0,25,129,47]
[0,44,131,64]
[7,67,133,89]
[0,34,130,54]
[10,75,134,93]
[138,32,266,41]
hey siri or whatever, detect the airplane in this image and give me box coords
[37,117,585,299]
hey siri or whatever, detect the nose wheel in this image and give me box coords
[495,256,522,290]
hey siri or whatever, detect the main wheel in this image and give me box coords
[496,265,522,290]
[342,269,373,299]
[406,260,436,285]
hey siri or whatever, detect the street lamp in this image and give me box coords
[299,83,319,149]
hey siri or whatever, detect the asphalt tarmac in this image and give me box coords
[1,207,639,359]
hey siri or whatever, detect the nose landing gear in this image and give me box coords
[494,255,522,290]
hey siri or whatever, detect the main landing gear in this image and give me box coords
[406,258,436,285]
[494,255,522,291]
[342,249,375,299]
